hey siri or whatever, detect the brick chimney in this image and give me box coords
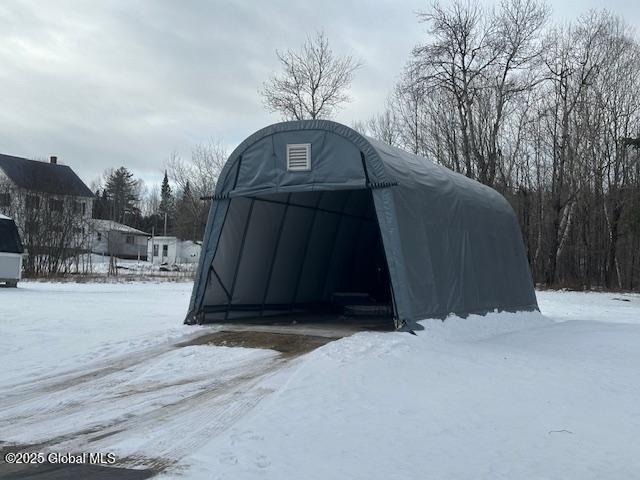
[50,155,57,164]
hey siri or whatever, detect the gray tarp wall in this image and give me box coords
[199,190,389,321]
[186,120,538,329]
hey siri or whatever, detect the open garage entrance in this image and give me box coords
[200,189,395,328]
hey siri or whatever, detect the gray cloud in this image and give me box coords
[0,0,637,186]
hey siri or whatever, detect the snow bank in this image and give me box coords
[173,306,640,480]
[420,309,552,341]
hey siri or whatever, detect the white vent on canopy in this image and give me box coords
[286,143,311,171]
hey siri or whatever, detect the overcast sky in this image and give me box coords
[0,0,638,187]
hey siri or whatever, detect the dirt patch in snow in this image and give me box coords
[0,329,341,479]
[177,330,338,357]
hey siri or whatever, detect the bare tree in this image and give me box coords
[367,105,401,147]
[394,70,429,155]
[140,183,161,217]
[411,0,548,185]
[260,31,362,120]
[166,140,227,240]
[353,101,401,147]
[0,180,91,276]
[538,13,611,285]
[367,2,640,291]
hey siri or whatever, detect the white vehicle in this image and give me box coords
[0,214,23,287]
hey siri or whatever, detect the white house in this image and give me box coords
[89,219,149,260]
[148,236,201,265]
[0,154,94,249]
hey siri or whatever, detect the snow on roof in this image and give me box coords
[0,213,10,220]
[90,219,149,236]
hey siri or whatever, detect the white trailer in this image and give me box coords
[0,214,23,287]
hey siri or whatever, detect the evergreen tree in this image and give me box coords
[158,171,175,235]
[93,188,112,220]
[159,171,174,215]
[92,189,105,219]
[104,167,140,224]
[182,180,192,202]
[175,180,196,240]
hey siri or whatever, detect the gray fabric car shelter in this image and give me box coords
[185,120,537,330]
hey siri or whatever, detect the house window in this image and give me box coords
[153,244,159,257]
[26,195,40,210]
[97,232,102,242]
[0,193,10,207]
[125,235,134,245]
[48,198,63,212]
[162,244,168,256]
[72,201,87,216]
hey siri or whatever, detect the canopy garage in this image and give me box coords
[185,120,537,330]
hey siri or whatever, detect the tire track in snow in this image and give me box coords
[0,330,334,472]
[0,350,278,444]
[0,329,212,404]
[75,360,290,470]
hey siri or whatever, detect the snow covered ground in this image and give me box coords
[0,282,198,391]
[1,283,639,479]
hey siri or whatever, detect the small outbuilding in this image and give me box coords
[89,219,149,260]
[186,120,537,330]
[148,236,201,265]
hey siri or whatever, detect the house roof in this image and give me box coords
[0,153,94,198]
[90,219,149,236]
